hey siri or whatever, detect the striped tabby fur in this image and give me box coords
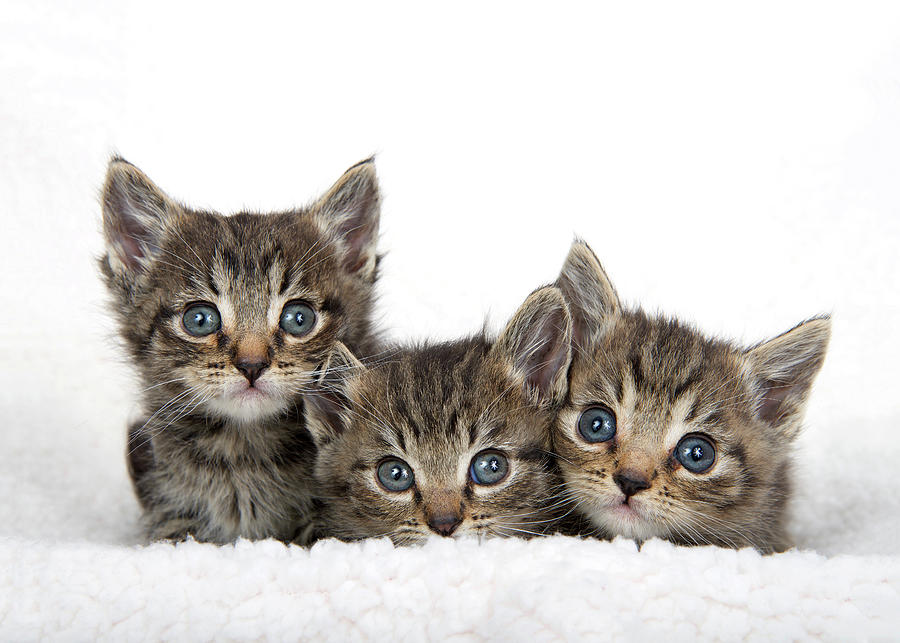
[305,287,573,544]
[553,240,830,552]
[99,157,382,543]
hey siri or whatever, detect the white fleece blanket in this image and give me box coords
[2,537,898,641]
[3,1,900,640]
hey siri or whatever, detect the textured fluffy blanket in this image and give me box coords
[2,1,900,640]
[3,537,899,640]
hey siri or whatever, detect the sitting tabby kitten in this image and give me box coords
[100,156,382,543]
[553,240,830,553]
[304,287,573,544]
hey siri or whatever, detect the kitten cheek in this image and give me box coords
[280,360,320,383]
[556,460,589,488]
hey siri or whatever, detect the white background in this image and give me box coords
[2,0,899,560]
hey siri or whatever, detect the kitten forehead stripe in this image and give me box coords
[670,369,701,401]
[629,351,644,391]
[394,426,407,452]
[278,270,291,296]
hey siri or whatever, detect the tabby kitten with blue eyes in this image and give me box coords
[553,241,830,553]
[304,287,572,544]
[100,156,382,543]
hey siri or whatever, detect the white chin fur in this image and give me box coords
[205,381,288,423]
[206,396,286,423]
[582,500,665,541]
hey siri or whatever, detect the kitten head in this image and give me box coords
[305,287,572,544]
[100,156,381,424]
[554,240,830,552]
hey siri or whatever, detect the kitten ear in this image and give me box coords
[744,316,831,438]
[555,239,621,350]
[101,157,181,279]
[311,158,381,280]
[491,286,573,405]
[304,342,365,447]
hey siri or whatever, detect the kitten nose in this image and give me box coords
[426,512,462,537]
[234,358,270,385]
[613,470,651,497]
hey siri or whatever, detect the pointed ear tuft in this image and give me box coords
[305,342,365,447]
[745,316,831,437]
[312,158,381,279]
[101,157,180,278]
[556,239,621,351]
[492,287,573,405]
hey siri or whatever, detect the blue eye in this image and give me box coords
[674,435,716,473]
[280,301,316,336]
[376,458,414,492]
[182,303,221,337]
[469,450,509,485]
[578,406,616,443]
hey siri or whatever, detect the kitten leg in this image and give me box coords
[146,515,203,543]
[291,521,320,546]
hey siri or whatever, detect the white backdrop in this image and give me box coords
[2,1,899,639]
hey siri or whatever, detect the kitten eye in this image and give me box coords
[577,406,617,443]
[376,458,414,492]
[674,435,716,473]
[279,301,316,336]
[182,303,221,337]
[469,450,509,485]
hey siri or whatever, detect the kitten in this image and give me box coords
[552,240,830,553]
[100,156,382,543]
[303,287,573,544]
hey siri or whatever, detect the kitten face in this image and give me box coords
[553,241,830,552]
[306,288,572,544]
[100,158,381,425]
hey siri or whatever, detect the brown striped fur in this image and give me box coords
[99,156,382,543]
[553,240,830,553]
[305,287,572,544]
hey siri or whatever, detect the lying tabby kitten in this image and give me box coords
[553,240,830,553]
[304,287,572,544]
[100,156,382,543]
